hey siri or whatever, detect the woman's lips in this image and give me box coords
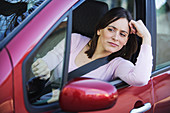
[108,42,118,47]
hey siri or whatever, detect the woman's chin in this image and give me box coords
[108,49,119,54]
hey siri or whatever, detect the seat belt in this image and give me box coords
[68,55,110,81]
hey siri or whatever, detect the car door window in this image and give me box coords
[23,17,68,105]
[156,0,170,70]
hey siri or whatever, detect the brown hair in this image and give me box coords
[85,7,137,61]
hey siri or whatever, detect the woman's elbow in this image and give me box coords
[133,78,150,86]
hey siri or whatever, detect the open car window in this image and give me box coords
[95,0,135,87]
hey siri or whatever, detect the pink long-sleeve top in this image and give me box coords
[42,33,153,86]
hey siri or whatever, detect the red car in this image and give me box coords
[0,0,170,113]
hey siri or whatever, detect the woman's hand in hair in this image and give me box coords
[129,20,151,46]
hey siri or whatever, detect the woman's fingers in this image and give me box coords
[31,59,40,69]
[129,20,151,45]
[39,73,50,80]
[31,58,50,80]
[129,20,149,37]
[129,20,137,34]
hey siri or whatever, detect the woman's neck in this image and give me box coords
[91,45,112,60]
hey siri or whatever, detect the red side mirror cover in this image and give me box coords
[59,78,118,112]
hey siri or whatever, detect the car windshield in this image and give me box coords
[0,0,45,41]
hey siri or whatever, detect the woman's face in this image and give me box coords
[97,18,129,54]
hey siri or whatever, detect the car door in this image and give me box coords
[2,0,79,112]
[0,48,14,113]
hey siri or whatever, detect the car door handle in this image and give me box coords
[130,103,151,113]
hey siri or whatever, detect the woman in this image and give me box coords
[32,7,152,86]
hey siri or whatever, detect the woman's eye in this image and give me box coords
[108,28,114,32]
[120,33,126,37]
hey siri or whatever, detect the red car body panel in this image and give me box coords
[152,72,170,113]
[1,0,78,112]
[81,79,154,113]
[0,49,14,113]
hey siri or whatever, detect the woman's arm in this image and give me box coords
[42,39,65,70]
[114,45,153,86]
[31,33,82,79]
[31,38,65,79]
[114,20,153,86]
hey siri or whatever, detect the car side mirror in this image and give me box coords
[59,78,118,112]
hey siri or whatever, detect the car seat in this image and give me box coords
[71,1,130,87]
[72,0,108,38]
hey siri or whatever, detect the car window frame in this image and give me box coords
[147,0,170,77]
[135,0,170,78]
[22,0,85,111]
[0,0,51,51]
[154,0,170,71]
[22,6,72,113]
[61,0,85,88]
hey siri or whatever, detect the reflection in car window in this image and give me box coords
[25,18,67,105]
[156,0,170,70]
[0,0,44,41]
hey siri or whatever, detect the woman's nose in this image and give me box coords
[112,31,119,41]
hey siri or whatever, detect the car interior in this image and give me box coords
[26,0,110,105]
[26,0,140,105]
[72,0,108,38]
[71,0,136,88]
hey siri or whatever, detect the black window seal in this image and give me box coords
[145,0,157,72]
[60,10,72,88]
[0,0,51,51]
[135,0,157,72]
[61,0,85,88]
[151,66,170,77]
[109,79,129,89]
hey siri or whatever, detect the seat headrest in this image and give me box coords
[72,1,108,38]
